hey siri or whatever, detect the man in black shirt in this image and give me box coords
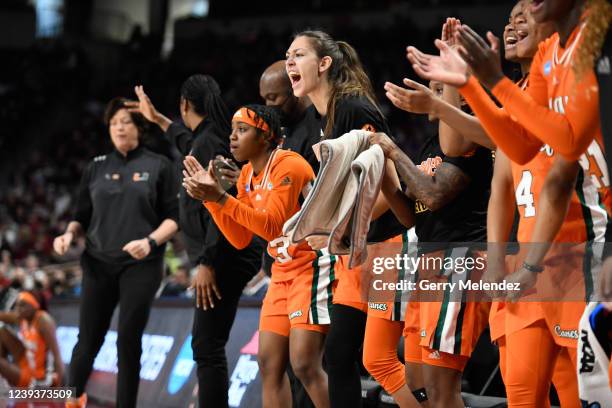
[129,76,263,408]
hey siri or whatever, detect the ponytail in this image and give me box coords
[294,30,382,138]
[180,74,231,134]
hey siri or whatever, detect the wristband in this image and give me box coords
[147,236,158,250]
[522,261,544,274]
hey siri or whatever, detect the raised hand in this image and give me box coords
[214,155,240,186]
[406,41,469,87]
[441,17,461,49]
[384,78,438,116]
[455,25,505,89]
[183,156,225,202]
[125,85,171,131]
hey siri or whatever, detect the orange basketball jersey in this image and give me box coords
[19,311,48,381]
[490,22,612,215]
[206,149,318,282]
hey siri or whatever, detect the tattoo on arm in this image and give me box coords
[392,150,470,211]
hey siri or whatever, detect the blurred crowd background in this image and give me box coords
[0,0,518,303]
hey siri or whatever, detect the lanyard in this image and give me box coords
[246,148,279,193]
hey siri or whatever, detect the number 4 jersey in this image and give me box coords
[511,141,608,245]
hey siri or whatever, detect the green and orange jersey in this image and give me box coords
[461,22,612,214]
[491,22,605,160]
[460,26,610,341]
[205,149,317,282]
[507,143,606,340]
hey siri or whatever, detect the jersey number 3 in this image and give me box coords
[516,170,536,218]
[269,236,292,263]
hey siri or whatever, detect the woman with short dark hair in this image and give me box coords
[55,97,179,408]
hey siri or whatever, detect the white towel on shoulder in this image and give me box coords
[284,129,385,267]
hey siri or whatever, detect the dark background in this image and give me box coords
[0,0,520,268]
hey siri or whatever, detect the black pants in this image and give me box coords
[325,304,368,408]
[69,252,163,408]
[191,267,251,408]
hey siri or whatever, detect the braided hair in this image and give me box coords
[180,74,231,134]
[241,104,283,150]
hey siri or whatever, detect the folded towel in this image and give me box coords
[284,129,385,267]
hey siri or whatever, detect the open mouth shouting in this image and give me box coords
[288,71,302,89]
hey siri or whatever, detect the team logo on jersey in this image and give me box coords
[280,176,292,186]
[579,329,595,373]
[132,172,149,182]
[414,200,429,214]
[420,329,426,338]
[554,325,579,339]
[367,302,388,312]
[543,61,552,76]
[289,310,303,320]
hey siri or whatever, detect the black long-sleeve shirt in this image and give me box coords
[166,119,263,273]
[74,146,179,264]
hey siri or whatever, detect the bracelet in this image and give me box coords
[522,261,544,274]
[215,191,227,203]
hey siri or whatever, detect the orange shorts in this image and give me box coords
[333,255,367,312]
[502,302,583,348]
[260,256,336,337]
[403,327,469,371]
[403,298,489,370]
[337,234,410,313]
